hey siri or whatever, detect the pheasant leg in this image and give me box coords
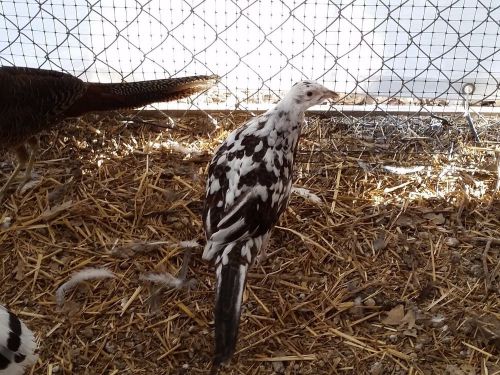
[23,137,40,183]
[255,232,271,264]
[178,248,196,288]
[0,145,29,200]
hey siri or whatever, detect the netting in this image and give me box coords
[1,0,499,112]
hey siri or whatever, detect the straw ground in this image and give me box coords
[1,110,499,374]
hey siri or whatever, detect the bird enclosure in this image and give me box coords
[0,1,499,375]
[1,0,499,112]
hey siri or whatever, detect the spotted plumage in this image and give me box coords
[0,305,37,375]
[0,66,218,199]
[202,81,339,369]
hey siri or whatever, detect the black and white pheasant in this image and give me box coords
[202,81,338,368]
[0,305,37,374]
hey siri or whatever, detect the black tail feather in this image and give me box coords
[212,259,248,368]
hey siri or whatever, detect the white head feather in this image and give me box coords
[280,80,339,112]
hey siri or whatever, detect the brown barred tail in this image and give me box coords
[64,74,219,116]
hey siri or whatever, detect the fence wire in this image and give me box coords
[0,0,499,114]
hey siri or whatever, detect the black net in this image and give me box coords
[1,0,499,113]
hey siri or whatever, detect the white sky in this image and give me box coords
[0,0,498,104]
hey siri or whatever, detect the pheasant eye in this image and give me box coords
[306,91,313,97]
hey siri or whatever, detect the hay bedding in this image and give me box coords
[0,110,499,375]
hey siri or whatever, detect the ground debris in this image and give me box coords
[1,112,499,374]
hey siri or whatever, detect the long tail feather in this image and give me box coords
[212,258,248,368]
[65,74,219,116]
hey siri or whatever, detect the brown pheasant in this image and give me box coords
[0,66,218,199]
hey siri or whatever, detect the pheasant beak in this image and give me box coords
[321,89,340,103]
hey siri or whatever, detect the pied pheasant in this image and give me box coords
[0,304,37,374]
[202,81,338,370]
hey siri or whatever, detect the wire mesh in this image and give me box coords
[0,0,499,113]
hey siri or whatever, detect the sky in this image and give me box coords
[0,0,498,105]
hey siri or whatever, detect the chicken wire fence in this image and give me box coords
[0,0,499,116]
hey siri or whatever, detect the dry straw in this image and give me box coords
[0,111,498,374]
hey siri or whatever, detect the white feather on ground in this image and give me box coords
[55,268,115,306]
[110,239,201,258]
[178,240,201,248]
[140,273,196,289]
[150,140,202,156]
[140,247,195,290]
[291,187,322,204]
[382,165,426,174]
[0,217,11,230]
